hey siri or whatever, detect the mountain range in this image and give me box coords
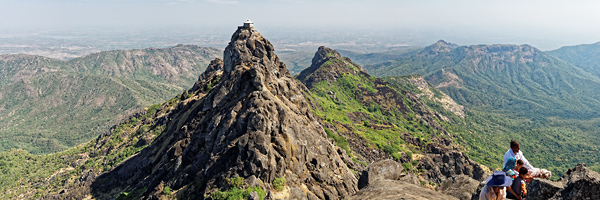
[547,42,600,78]
[0,45,220,154]
[351,40,600,177]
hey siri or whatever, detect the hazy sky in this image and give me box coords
[1,0,600,50]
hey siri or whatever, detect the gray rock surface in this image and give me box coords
[526,163,600,200]
[358,159,404,189]
[350,179,459,200]
[418,143,485,184]
[526,178,563,200]
[247,191,259,200]
[400,172,421,186]
[438,175,480,200]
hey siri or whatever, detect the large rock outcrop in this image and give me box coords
[87,25,358,199]
[438,175,480,200]
[357,159,405,189]
[526,163,600,200]
[417,143,486,184]
[350,179,459,200]
[351,159,458,200]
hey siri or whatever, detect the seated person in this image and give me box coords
[514,159,524,171]
[503,140,551,179]
[514,159,533,183]
[503,157,517,180]
[479,171,512,200]
[506,167,529,200]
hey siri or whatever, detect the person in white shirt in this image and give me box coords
[503,140,551,179]
[479,171,512,200]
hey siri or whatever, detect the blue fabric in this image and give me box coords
[486,171,513,187]
[503,157,516,172]
[505,169,517,180]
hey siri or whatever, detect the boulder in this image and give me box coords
[438,175,480,200]
[247,191,259,200]
[399,172,421,186]
[349,179,459,200]
[526,178,563,200]
[358,159,403,189]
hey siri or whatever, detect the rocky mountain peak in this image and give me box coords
[312,46,342,64]
[88,25,358,199]
[418,40,458,56]
[296,46,367,88]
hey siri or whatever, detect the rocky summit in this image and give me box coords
[66,24,359,199]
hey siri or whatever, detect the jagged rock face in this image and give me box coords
[526,163,600,200]
[525,178,564,200]
[417,143,485,184]
[188,58,224,94]
[296,46,367,89]
[90,26,358,199]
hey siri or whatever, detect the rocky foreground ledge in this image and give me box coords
[525,163,600,200]
[353,160,600,200]
[469,163,600,200]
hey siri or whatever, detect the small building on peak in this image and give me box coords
[243,19,254,28]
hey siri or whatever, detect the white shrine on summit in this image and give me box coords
[243,19,254,28]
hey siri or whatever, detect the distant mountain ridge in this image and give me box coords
[0,45,220,153]
[368,42,600,119]
[547,42,600,78]
[68,44,218,88]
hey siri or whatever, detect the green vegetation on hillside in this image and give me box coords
[358,42,600,178]
[547,42,600,78]
[0,97,177,199]
[0,45,220,154]
[301,52,458,170]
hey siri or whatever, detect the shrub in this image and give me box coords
[211,187,245,200]
[363,120,371,127]
[273,177,286,191]
[324,128,350,155]
[226,177,245,188]
[405,150,413,160]
[402,162,412,171]
[163,186,172,195]
[391,152,402,160]
[247,186,267,199]
[211,186,266,200]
